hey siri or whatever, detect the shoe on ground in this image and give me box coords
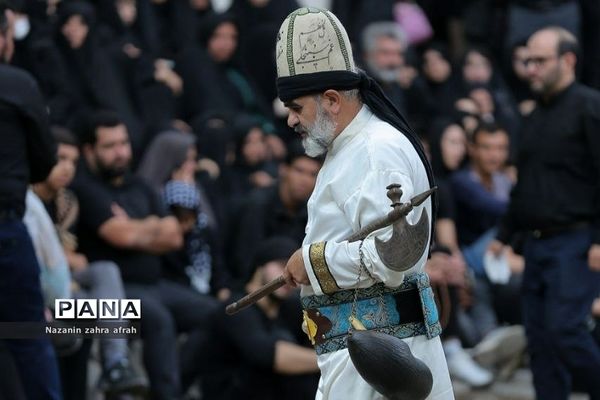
[98,358,148,396]
[471,325,526,368]
[444,339,494,388]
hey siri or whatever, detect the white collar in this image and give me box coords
[329,105,372,156]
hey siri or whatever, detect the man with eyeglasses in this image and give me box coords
[489,26,600,400]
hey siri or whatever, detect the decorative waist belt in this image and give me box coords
[301,272,441,355]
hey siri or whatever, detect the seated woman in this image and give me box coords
[137,130,231,300]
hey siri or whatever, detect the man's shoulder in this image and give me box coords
[362,119,421,171]
[70,170,117,209]
[0,64,37,85]
[238,186,278,218]
[0,64,40,101]
[71,168,106,192]
[574,84,600,113]
[450,168,472,183]
[250,185,277,201]
[125,174,156,193]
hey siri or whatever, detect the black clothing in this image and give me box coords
[125,280,219,400]
[177,14,272,122]
[506,71,534,106]
[151,0,198,58]
[162,221,231,295]
[229,186,308,283]
[436,181,456,221]
[202,294,318,400]
[54,8,143,153]
[0,64,61,400]
[461,80,521,142]
[426,75,463,118]
[0,64,56,216]
[12,33,73,126]
[71,169,166,284]
[58,339,93,400]
[239,24,280,104]
[96,0,161,56]
[580,0,600,90]
[331,0,395,50]
[221,115,278,206]
[375,75,436,135]
[176,45,271,122]
[498,83,600,244]
[226,0,296,103]
[227,0,296,37]
[511,0,574,9]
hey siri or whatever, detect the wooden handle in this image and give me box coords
[225,187,437,316]
[225,275,287,315]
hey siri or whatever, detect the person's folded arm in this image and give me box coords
[99,215,182,253]
[273,341,319,375]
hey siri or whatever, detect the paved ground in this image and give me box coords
[453,369,588,400]
[88,341,590,399]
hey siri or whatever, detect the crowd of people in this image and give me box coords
[1,0,600,399]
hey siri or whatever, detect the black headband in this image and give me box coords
[277,71,361,103]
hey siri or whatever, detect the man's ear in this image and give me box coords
[467,141,477,158]
[562,51,577,70]
[278,162,288,179]
[322,89,342,115]
[83,143,94,164]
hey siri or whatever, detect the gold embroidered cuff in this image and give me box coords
[309,242,340,295]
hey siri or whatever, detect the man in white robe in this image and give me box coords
[277,7,454,400]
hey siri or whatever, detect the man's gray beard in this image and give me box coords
[302,105,336,157]
[367,60,401,84]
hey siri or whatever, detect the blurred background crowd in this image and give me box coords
[1,0,600,399]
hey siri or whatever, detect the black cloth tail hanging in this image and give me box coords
[277,70,438,228]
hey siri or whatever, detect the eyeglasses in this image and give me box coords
[523,55,558,67]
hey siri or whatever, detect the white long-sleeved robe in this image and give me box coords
[300,106,454,399]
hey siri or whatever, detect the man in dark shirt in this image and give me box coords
[0,5,62,399]
[490,27,600,400]
[229,141,321,285]
[203,237,319,400]
[72,110,218,400]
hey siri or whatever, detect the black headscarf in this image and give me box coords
[136,130,196,191]
[427,117,465,181]
[277,69,438,226]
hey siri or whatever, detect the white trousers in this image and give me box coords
[315,335,454,400]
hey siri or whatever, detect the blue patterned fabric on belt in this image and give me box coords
[301,272,441,355]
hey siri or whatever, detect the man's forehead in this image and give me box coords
[98,124,126,134]
[58,143,80,153]
[97,125,128,142]
[528,31,558,54]
[376,35,403,49]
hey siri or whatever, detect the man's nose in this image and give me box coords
[116,144,129,158]
[526,62,538,76]
[287,111,299,128]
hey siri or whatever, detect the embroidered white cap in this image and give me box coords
[275,7,356,79]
